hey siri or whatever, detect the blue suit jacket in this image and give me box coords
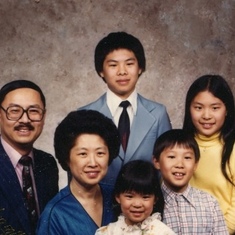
[79,93,171,186]
[0,141,59,235]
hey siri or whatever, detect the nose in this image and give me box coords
[175,158,184,168]
[117,64,127,75]
[132,198,142,207]
[202,108,211,119]
[18,110,30,122]
[88,154,97,167]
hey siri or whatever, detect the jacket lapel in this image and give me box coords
[98,95,113,119]
[0,143,30,232]
[124,97,155,162]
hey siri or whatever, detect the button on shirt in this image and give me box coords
[161,182,229,235]
[106,88,137,127]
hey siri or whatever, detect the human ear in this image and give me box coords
[193,161,198,172]
[152,156,160,170]
[115,195,121,204]
[99,72,106,83]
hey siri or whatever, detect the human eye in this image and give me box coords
[142,194,151,200]
[184,155,193,160]
[77,152,87,158]
[126,59,135,66]
[167,155,175,159]
[124,192,133,198]
[97,151,106,157]
[127,62,134,66]
[212,106,220,111]
[8,106,21,114]
[193,105,202,110]
[108,62,117,67]
[28,107,41,115]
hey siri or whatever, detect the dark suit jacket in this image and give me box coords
[0,141,59,235]
[79,93,171,186]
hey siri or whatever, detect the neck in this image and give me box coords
[70,179,100,200]
[16,144,32,156]
[2,137,32,156]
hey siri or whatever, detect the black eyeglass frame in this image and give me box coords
[0,105,45,122]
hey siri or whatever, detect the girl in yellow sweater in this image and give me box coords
[183,74,235,234]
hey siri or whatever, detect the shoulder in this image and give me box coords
[145,213,176,234]
[79,94,106,110]
[96,215,126,234]
[99,183,114,207]
[230,143,235,163]
[33,148,58,171]
[137,94,168,112]
[189,186,218,205]
[37,187,75,234]
[100,183,114,194]
[41,186,72,216]
[33,148,55,161]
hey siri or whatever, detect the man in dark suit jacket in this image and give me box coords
[0,80,58,235]
[79,32,171,186]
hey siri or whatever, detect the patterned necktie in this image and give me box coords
[19,156,38,232]
[118,100,130,152]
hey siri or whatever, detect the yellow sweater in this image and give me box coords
[190,133,235,234]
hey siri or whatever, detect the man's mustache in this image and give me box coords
[14,124,35,131]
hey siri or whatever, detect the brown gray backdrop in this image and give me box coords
[0,0,234,187]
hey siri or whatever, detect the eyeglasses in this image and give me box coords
[0,105,45,122]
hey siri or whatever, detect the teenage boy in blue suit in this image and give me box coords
[0,80,58,235]
[79,32,171,186]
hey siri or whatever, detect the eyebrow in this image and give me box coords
[106,57,137,63]
[192,101,223,106]
[7,103,42,108]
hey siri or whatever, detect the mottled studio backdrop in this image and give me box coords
[0,0,235,188]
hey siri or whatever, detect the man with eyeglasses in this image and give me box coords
[0,80,58,235]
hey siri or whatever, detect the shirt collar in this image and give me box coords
[1,136,34,168]
[161,181,195,208]
[106,88,137,116]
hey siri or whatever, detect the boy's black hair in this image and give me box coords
[153,129,200,163]
[95,31,146,78]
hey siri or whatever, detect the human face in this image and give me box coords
[116,191,155,225]
[68,134,109,189]
[100,49,142,99]
[190,91,227,137]
[153,145,197,193]
[0,88,45,155]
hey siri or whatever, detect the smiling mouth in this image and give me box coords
[131,211,143,216]
[173,172,185,179]
[117,79,129,84]
[200,123,214,129]
[86,171,99,178]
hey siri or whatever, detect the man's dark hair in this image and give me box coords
[0,79,46,107]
